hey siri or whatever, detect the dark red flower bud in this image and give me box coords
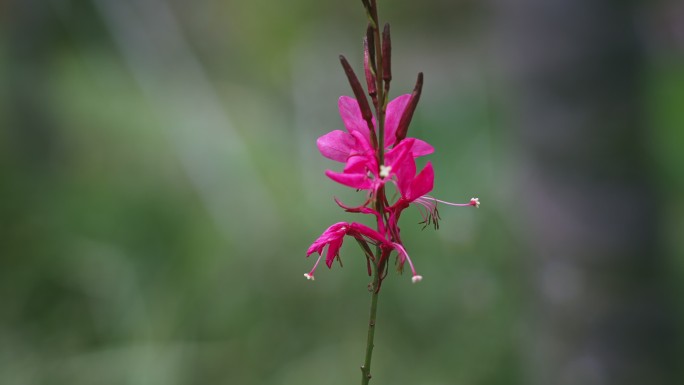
[364,38,377,101]
[365,23,376,70]
[382,23,392,83]
[339,55,374,130]
[394,72,423,145]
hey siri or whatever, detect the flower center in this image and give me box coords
[379,165,392,178]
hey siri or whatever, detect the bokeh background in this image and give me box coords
[2,0,683,384]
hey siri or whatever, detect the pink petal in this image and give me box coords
[409,139,434,157]
[349,222,388,245]
[317,130,355,162]
[407,162,434,201]
[349,130,375,156]
[325,170,373,190]
[385,138,415,169]
[307,222,347,256]
[325,237,344,268]
[347,130,377,172]
[384,94,411,147]
[338,96,371,138]
[343,155,370,173]
[394,151,416,198]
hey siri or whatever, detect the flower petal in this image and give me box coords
[410,139,434,157]
[384,94,411,147]
[325,237,344,268]
[317,130,356,162]
[307,222,347,256]
[385,138,415,169]
[338,96,371,138]
[343,155,370,173]
[349,222,388,245]
[407,162,434,201]
[391,145,416,197]
[325,170,374,190]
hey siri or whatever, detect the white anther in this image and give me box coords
[379,165,392,178]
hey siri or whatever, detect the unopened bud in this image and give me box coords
[382,24,392,83]
[363,37,377,99]
[339,55,374,128]
[394,72,423,145]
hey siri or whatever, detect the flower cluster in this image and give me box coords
[305,22,478,288]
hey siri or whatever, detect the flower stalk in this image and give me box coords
[364,2,386,379]
[304,0,478,383]
[361,267,381,385]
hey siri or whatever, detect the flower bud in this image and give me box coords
[363,36,377,99]
[339,55,374,129]
[394,72,423,145]
[382,23,392,83]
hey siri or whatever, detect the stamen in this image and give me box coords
[412,197,440,229]
[422,195,480,208]
[304,253,323,281]
[379,165,392,178]
[392,243,423,283]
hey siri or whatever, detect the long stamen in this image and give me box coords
[392,243,422,283]
[422,196,479,208]
[304,253,324,280]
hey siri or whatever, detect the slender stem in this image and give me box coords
[360,264,381,384]
[361,2,388,384]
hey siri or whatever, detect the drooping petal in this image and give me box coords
[307,222,348,257]
[349,222,389,245]
[334,197,386,235]
[384,94,411,147]
[317,130,356,162]
[338,96,371,138]
[325,237,344,268]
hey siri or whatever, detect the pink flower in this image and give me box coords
[305,222,388,280]
[306,93,479,284]
[304,221,423,283]
[317,95,433,164]
[324,135,417,192]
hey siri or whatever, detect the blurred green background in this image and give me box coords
[1,0,683,384]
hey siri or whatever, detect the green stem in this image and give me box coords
[360,266,381,385]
